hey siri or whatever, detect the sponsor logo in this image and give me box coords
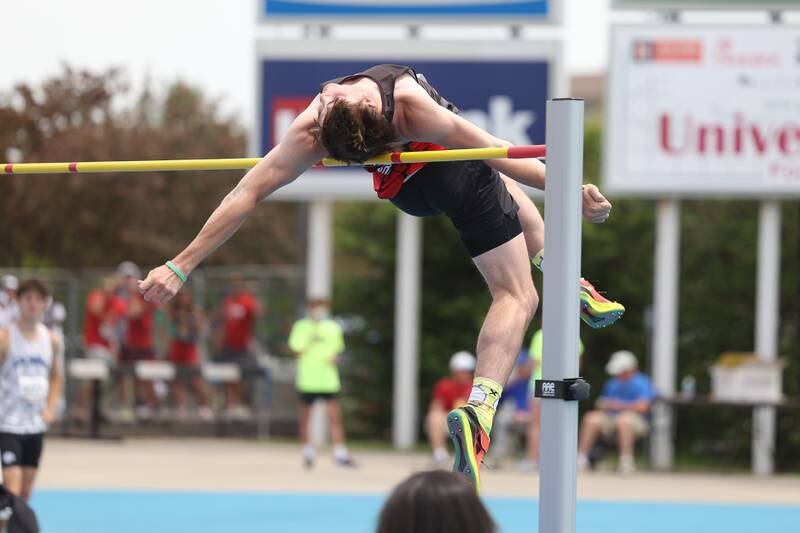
[271,96,314,144]
[541,381,556,397]
[659,113,800,157]
[460,96,537,145]
[633,39,702,63]
[715,39,781,68]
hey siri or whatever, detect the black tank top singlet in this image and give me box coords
[320,64,459,199]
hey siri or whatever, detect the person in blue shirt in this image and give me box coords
[577,350,654,475]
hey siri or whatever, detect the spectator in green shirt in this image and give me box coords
[522,328,584,471]
[288,298,353,469]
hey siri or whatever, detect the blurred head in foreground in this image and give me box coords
[376,470,496,533]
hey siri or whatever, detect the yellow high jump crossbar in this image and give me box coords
[1,145,545,175]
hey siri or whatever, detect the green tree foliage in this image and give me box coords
[335,117,799,470]
[0,66,299,268]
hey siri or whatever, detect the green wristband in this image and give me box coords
[165,261,187,283]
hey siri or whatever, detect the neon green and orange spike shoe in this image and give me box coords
[580,278,625,329]
[447,405,491,493]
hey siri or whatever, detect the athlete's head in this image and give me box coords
[16,278,50,322]
[377,470,496,533]
[314,98,397,163]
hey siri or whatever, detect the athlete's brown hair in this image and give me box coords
[314,99,398,163]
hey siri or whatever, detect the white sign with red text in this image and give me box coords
[605,25,800,197]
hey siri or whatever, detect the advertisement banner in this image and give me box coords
[257,42,556,154]
[261,0,553,21]
[605,25,800,197]
[255,40,560,200]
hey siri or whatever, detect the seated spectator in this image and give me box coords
[524,329,584,471]
[117,264,161,420]
[167,291,213,422]
[213,276,261,420]
[577,350,654,475]
[71,276,124,424]
[425,351,475,466]
[376,470,495,533]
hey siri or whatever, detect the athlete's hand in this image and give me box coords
[582,184,612,223]
[138,264,185,304]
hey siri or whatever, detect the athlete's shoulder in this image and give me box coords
[393,75,434,105]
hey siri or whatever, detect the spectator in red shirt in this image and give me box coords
[118,266,160,419]
[167,290,213,421]
[425,351,476,466]
[71,276,124,424]
[214,277,261,419]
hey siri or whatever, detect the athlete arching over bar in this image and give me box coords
[139,64,624,489]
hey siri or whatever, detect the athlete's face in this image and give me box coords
[318,83,377,125]
[18,290,46,321]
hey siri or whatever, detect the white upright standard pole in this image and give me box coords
[306,200,333,299]
[538,98,584,533]
[306,200,333,447]
[392,212,422,449]
[650,199,681,470]
[753,201,781,475]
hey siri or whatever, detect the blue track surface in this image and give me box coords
[32,489,799,533]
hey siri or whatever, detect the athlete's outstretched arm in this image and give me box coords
[395,89,547,189]
[396,88,611,222]
[139,102,327,304]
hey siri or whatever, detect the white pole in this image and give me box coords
[650,199,681,470]
[306,200,333,299]
[538,98,584,533]
[392,212,422,449]
[306,200,333,447]
[753,201,781,475]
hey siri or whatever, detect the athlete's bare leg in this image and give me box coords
[472,233,539,385]
[500,175,544,259]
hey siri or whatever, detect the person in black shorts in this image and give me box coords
[138,64,619,490]
[0,279,62,503]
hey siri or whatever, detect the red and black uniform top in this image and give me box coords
[320,64,459,200]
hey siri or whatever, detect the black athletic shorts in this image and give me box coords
[299,392,339,406]
[390,160,522,257]
[0,433,45,469]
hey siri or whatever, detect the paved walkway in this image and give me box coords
[37,438,800,505]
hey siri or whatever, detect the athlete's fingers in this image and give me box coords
[143,283,165,303]
[138,275,153,293]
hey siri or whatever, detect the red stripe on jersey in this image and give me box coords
[370,142,446,199]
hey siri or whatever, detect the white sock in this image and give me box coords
[302,444,315,460]
[333,445,349,461]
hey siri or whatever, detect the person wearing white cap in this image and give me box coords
[576,350,654,475]
[0,276,19,329]
[425,351,476,465]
